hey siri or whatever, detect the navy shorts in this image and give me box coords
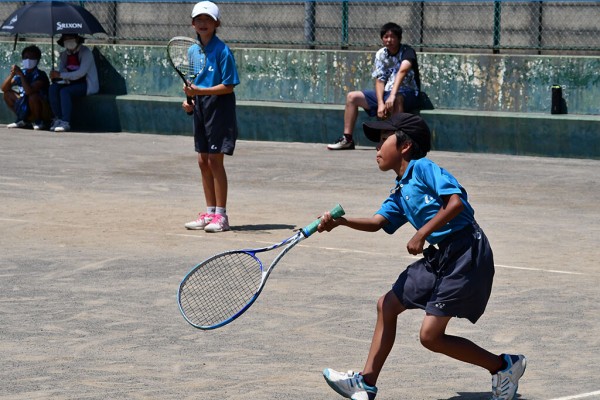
[392,222,495,324]
[362,89,420,116]
[193,92,238,155]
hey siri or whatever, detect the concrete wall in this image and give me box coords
[2,42,598,114]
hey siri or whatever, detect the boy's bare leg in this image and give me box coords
[28,93,44,121]
[3,90,17,111]
[419,314,503,373]
[361,290,406,386]
[343,91,370,136]
[393,94,405,114]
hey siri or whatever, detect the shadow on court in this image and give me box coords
[442,393,527,400]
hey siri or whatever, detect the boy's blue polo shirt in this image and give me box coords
[376,158,475,245]
[191,34,239,89]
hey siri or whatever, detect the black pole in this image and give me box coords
[493,0,501,54]
[304,1,316,49]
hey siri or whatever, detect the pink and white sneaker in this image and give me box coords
[184,213,214,230]
[204,214,230,232]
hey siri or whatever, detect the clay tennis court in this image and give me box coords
[1,127,599,399]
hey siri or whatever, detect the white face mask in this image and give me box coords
[22,59,38,70]
[64,39,78,51]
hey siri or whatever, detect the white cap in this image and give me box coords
[191,1,220,20]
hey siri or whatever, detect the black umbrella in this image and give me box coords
[1,1,106,66]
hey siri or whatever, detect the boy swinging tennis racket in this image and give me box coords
[317,113,526,400]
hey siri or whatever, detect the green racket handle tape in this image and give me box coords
[301,204,345,237]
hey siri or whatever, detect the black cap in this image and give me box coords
[362,113,431,154]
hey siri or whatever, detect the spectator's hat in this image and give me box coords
[362,113,431,154]
[57,33,85,47]
[192,1,220,20]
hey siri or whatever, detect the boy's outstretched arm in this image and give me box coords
[317,212,387,233]
[406,193,464,255]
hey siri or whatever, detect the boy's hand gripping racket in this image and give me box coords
[167,36,206,115]
[178,204,345,330]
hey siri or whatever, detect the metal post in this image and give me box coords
[493,0,502,54]
[341,0,349,49]
[304,1,316,49]
[419,1,425,52]
[537,1,543,55]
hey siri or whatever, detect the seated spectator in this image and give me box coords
[327,22,421,150]
[49,33,99,132]
[2,45,51,130]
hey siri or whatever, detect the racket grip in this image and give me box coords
[186,96,193,116]
[301,204,345,237]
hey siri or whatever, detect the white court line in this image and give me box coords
[170,233,589,276]
[548,390,600,400]
[495,264,585,276]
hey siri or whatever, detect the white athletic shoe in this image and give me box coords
[491,354,527,400]
[323,369,377,400]
[7,120,29,129]
[327,136,355,150]
[184,213,214,230]
[204,214,230,232]
[54,121,71,132]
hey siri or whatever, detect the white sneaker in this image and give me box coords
[323,369,377,400]
[54,121,70,132]
[327,136,355,150]
[491,354,527,400]
[7,120,29,129]
[204,214,230,232]
[50,119,61,132]
[184,213,214,230]
[33,121,46,130]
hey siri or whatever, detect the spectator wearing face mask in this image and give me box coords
[2,45,51,130]
[49,33,99,132]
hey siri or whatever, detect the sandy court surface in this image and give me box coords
[1,127,599,400]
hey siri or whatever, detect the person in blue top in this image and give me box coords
[317,113,527,400]
[182,1,240,233]
[2,45,50,130]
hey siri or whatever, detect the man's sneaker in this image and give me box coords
[33,121,46,130]
[327,136,355,150]
[491,354,527,400]
[50,119,61,131]
[323,369,377,400]
[184,213,214,230]
[204,214,230,232]
[7,120,29,129]
[54,121,71,132]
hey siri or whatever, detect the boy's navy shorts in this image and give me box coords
[193,92,238,155]
[392,222,495,324]
[362,89,420,115]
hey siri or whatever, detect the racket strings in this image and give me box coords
[168,40,205,80]
[179,252,263,328]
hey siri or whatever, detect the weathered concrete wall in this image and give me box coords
[1,42,598,114]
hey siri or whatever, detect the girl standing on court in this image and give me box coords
[183,1,240,233]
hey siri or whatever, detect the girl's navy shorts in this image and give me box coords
[193,92,238,155]
[392,222,495,324]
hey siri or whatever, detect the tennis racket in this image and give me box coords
[178,204,345,330]
[167,36,206,115]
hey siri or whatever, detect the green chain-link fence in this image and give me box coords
[1,0,599,53]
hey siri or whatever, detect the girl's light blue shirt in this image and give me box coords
[376,158,475,244]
